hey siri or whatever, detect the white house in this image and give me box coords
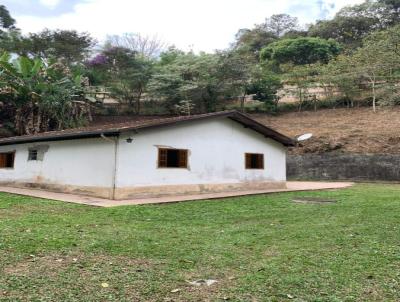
[0,111,294,199]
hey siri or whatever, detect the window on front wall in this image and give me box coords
[245,153,264,169]
[0,152,15,169]
[28,149,38,161]
[158,148,188,168]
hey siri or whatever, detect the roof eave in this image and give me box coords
[0,131,120,146]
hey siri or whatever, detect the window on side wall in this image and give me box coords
[158,148,188,168]
[28,149,38,161]
[245,153,264,169]
[0,152,15,169]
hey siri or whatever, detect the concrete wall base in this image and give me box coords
[0,181,112,199]
[114,181,287,199]
[0,181,287,200]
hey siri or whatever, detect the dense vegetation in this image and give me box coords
[0,184,400,301]
[1,0,400,136]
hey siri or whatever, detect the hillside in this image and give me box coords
[253,107,400,154]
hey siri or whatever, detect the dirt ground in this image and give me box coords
[91,107,400,155]
[252,107,400,154]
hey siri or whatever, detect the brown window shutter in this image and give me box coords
[0,154,5,168]
[179,150,188,168]
[158,149,167,167]
[245,153,251,169]
[258,154,264,169]
[9,153,15,168]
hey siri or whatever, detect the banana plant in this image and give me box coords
[0,52,90,135]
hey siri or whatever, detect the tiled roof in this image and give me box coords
[0,110,295,146]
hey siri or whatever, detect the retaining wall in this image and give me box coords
[287,154,400,181]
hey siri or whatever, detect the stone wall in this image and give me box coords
[287,154,400,181]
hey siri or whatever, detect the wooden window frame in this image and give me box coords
[245,153,264,170]
[0,151,15,169]
[158,148,188,169]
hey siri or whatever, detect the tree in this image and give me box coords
[0,5,16,30]
[353,26,400,111]
[0,53,91,135]
[320,25,400,111]
[246,69,282,111]
[233,27,277,60]
[308,1,388,48]
[263,14,299,37]
[106,33,167,59]
[19,29,95,64]
[260,37,341,66]
[88,46,154,114]
[149,49,254,113]
[378,0,400,25]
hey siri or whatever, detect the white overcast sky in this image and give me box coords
[5,0,364,52]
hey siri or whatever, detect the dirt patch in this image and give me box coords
[292,197,337,204]
[2,253,152,277]
[1,253,155,301]
[252,107,400,154]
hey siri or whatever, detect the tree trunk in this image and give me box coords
[136,87,143,115]
[298,88,303,112]
[371,75,376,112]
[240,92,246,113]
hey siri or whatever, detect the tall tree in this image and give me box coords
[106,33,167,58]
[19,29,95,64]
[262,14,299,37]
[260,37,341,66]
[308,1,388,48]
[88,46,154,114]
[234,27,277,59]
[0,5,16,30]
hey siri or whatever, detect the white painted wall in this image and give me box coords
[0,138,115,188]
[0,117,287,194]
[115,117,286,188]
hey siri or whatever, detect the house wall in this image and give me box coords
[0,138,115,198]
[115,117,287,199]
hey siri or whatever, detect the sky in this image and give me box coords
[4,0,364,52]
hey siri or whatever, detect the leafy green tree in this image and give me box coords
[353,27,400,111]
[233,13,298,60]
[234,28,277,60]
[0,5,16,30]
[308,1,389,48]
[260,37,341,66]
[0,53,90,134]
[17,29,95,64]
[149,49,255,113]
[320,25,400,111]
[263,14,299,37]
[378,0,400,25]
[246,69,282,111]
[88,46,153,114]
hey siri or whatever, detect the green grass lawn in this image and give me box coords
[0,184,400,301]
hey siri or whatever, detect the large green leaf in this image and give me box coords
[31,59,43,76]
[0,52,11,63]
[16,56,33,78]
[0,60,18,78]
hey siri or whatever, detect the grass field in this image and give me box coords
[0,184,399,301]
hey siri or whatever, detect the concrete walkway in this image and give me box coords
[0,182,353,207]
